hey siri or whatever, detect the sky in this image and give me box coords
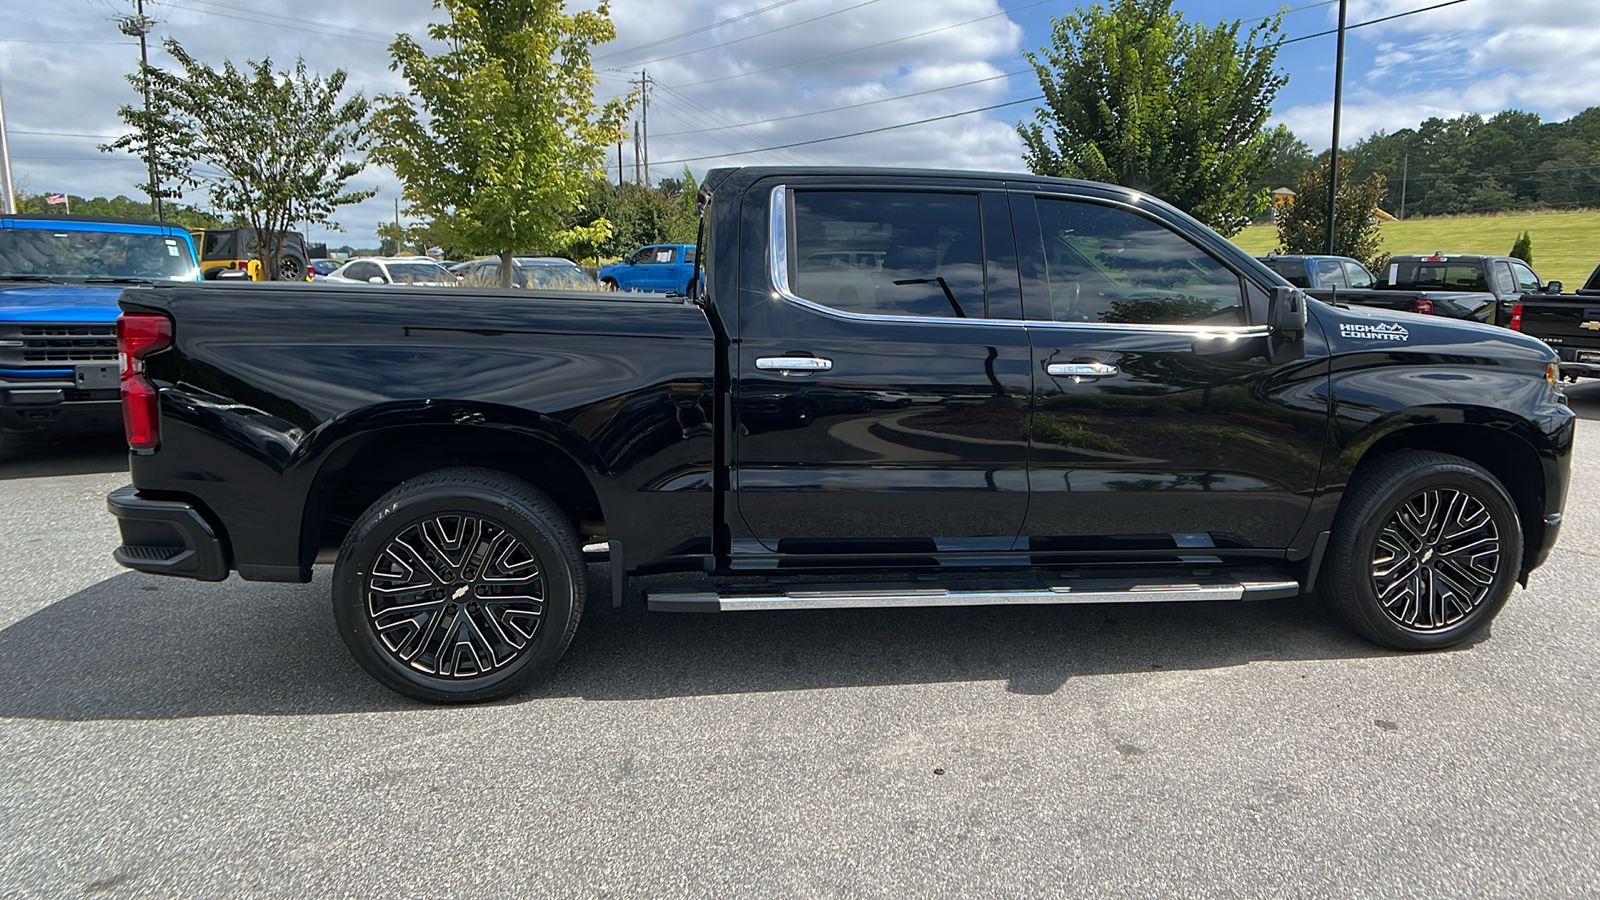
[2,0,1596,248]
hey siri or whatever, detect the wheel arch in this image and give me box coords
[294,409,610,572]
[1343,417,1546,577]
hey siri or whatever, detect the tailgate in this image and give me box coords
[1520,299,1600,363]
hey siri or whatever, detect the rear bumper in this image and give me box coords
[107,485,230,581]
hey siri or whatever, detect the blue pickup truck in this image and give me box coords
[596,243,698,295]
[0,214,201,438]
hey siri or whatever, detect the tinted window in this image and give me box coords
[1033,198,1243,326]
[1260,258,1309,288]
[1493,262,1516,294]
[1396,263,1486,290]
[1509,261,1541,293]
[650,247,677,264]
[629,247,656,266]
[387,262,450,283]
[685,246,697,265]
[345,262,381,281]
[1314,258,1348,288]
[1342,261,1373,288]
[791,190,985,318]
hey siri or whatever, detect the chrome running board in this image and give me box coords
[647,576,1301,613]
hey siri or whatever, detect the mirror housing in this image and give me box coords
[1267,285,1307,365]
[367,276,386,285]
[1545,280,1563,295]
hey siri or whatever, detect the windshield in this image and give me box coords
[0,228,199,281]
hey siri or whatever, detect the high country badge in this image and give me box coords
[1339,322,1410,341]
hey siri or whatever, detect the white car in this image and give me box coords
[323,257,457,286]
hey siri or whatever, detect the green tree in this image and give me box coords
[1509,230,1533,266]
[1019,0,1287,236]
[12,190,226,230]
[1275,156,1388,272]
[372,0,629,288]
[104,39,375,279]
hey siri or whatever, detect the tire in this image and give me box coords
[278,254,306,282]
[601,277,619,291]
[1320,450,1522,651]
[332,467,585,703]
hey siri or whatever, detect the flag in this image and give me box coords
[44,193,67,205]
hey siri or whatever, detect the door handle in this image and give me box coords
[1046,361,1118,378]
[756,356,833,374]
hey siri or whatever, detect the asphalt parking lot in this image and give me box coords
[2,386,1598,898]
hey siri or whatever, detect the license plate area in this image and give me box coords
[75,363,119,390]
[1575,351,1600,363]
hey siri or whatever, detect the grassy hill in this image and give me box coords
[1231,209,1600,290]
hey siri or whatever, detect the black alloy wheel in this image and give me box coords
[1321,450,1522,650]
[333,468,584,702]
[278,254,306,282]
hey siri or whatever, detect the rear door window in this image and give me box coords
[789,190,987,319]
[1509,261,1541,293]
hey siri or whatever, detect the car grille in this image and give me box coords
[0,323,118,368]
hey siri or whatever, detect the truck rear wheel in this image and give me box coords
[1320,450,1522,651]
[332,467,585,703]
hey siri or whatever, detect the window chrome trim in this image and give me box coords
[766,183,1271,338]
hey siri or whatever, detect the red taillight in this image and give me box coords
[1509,302,1524,332]
[118,313,172,450]
[1414,298,1435,315]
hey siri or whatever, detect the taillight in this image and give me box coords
[1509,302,1524,332]
[118,312,172,450]
[1414,298,1435,315]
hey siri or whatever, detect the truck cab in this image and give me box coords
[0,214,200,438]
[597,243,697,295]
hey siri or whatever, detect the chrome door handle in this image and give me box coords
[756,356,833,374]
[1046,362,1118,377]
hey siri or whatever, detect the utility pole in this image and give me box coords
[632,69,653,187]
[1324,0,1347,254]
[633,121,642,186]
[116,0,164,221]
[0,69,16,214]
[393,197,402,254]
[1399,153,1408,220]
[616,137,623,187]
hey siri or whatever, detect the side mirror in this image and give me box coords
[1545,281,1563,295]
[1267,285,1307,365]
[367,276,386,285]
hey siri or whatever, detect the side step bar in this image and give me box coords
[647,576,1301,613]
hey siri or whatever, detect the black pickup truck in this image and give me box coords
[1512,263,1600,379]
[106,166,1575,703]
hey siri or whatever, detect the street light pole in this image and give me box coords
[0,69,16,214]
[1325,0,1347,254]
[118,0,163,220]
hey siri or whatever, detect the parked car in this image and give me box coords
[458,256,600,290]
[191,228,311,281]
[597,243,697,295]
[0,213,200,438]
[1257,252,1504,323]
[107,165,1572,704]
[322,257,456,286]
[307,258,344,281]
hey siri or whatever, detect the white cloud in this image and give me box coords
[3,0,1031,246]
[1279,0,1600,147]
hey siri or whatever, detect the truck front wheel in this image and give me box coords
[332,467,585,703]
[1320,450,1522,651]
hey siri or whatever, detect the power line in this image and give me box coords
[597,0,807,61]
[671,0,1055,89]
[1282,0,1472,44]
[166,2,392,43]
[622,0,889,68]
[651,96,1040,167]
[652,83,826,165]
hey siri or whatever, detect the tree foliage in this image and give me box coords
[372,0,629,287]
[1275,156,1388,271]
[1510,230,1533,266]
[11,189,225,231]
[565,168,699,262]
[1019,0,1287,236]
[104,39,375,278]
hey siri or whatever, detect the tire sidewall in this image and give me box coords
[333,483,579,703]
[1339,463,1523,650]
